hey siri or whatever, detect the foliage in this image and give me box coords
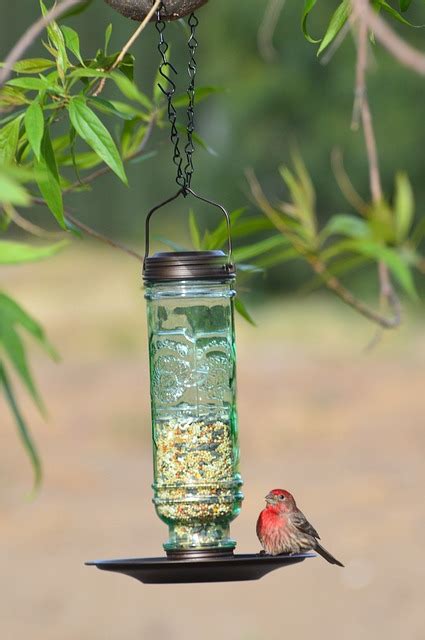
[1,0,424,485]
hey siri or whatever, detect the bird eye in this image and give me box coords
[279,494,285,501]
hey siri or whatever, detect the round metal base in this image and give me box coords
[86,552,314,584]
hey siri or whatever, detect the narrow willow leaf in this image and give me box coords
[111,72,152,110]
[189,210,201,250]
[0,169,31,206]
[35,127,65,228]
[61,25,84,65]
[172,86,225,109]
[88,97,134,120]
[68,96,127,184]
[394,172,414,243]
[317,0,351,56]
[24,99,44,161]
[378,0,419,26]
[0,362,42,490]
[301,0,321,43]
[0,115,23,163]
[204,209,246,250]
[105,24,113,54]
[256,247,299,268]
[235,298,256,326]
[232,235,290,262]
[7,77,49,91]
[320,214,370,243]
[0,324,44,412]
[12,58,55,74]
[59,0,94,18]
[0,292,59,360]
[0,240,68,264]
[39,0,69,81]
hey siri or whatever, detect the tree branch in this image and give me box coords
[352,10,401,329]
[351,0,425,76]
[0,0,82,89]
[246,168,400,329]
[92,0,162,97]
[258,0,286,63]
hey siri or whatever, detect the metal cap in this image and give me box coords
[143,250,235,283]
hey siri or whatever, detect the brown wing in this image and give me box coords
[291,510,320,540]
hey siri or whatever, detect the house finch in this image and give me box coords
[256,489,344,567]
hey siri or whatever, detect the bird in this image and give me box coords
[256,488,344,567]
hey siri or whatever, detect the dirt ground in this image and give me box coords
[1,247,424,640]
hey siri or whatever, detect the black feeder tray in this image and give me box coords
[86,550,315,584]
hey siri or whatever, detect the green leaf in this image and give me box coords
[232,235,290,262]
[172,86,225,109]
[204,209,246,250]
[378,0,419,26]
[0,240,68,264]
[61,25,84,65]
[68,96,127,184]
[0,361,42,490]
[302,0,321,43]
[400,0,413,10]
[11,58,55,74]
[235,298,256,326]
[7,77,49,91]
[320,214,370,243]
[59,0,94,18]
[256,246,299,268]
[0,168,31,206]
[0,323,44,412]
[35,127,65,228]
[394,172,414,243]
[24,99,44,161]
[104,24,113,54]
[0,115,23,163]
[110,72,152,110]
[317,0,351,56]
[189,210,201,250]
[39,0,69,81]
[0,292,58,360]
[88,97,134,121]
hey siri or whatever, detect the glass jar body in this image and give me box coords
[145,280,243,552]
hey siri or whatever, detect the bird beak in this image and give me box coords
[265,492,275,504]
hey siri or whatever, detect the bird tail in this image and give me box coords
[315,543,344,567]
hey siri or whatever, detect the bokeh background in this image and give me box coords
[1,1,425,639]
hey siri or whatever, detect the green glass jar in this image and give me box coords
[143,251,243,555]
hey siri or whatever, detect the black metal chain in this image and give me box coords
[155,4,199,194]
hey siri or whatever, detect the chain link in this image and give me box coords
[155,3,199,194]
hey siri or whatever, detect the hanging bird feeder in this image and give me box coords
[87,2,312,584]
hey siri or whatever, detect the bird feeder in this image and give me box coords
[87,2,312,584]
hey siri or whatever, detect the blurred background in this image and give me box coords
[1,1,425,639]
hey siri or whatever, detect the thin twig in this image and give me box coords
[92,0,162,97]
[258,0,286,63]
[65,210,143,261]
[351,0,425,76]
[331,147,368,215]
[320,19,352,66]
[352,11,401,330]
[0,0,82,89]
[246,168,400,329]
[3,203,66,239]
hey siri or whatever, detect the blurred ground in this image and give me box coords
[1,246,425,640]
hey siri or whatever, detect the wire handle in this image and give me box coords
[144,188,234,267]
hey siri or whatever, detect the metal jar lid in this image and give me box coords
[143,250,235,283]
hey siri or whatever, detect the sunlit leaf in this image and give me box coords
[9,58,55,74]
[232,235,290,262]
[320,214,370,243]
[61,25,84,65]
[68,96,127,184]
[35,127,65,228]
[377,0,419,26]
[0,240,68,264]
[394,172,414,243]
[0,362,42,490]
[302,0,321,43]
[111,72,152,110]
[24,99,44,161]
[235,297,256,326]
[0,115,23,163]
[189,210,201,250]
[0,169,30,206]
[317,0,351,56]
